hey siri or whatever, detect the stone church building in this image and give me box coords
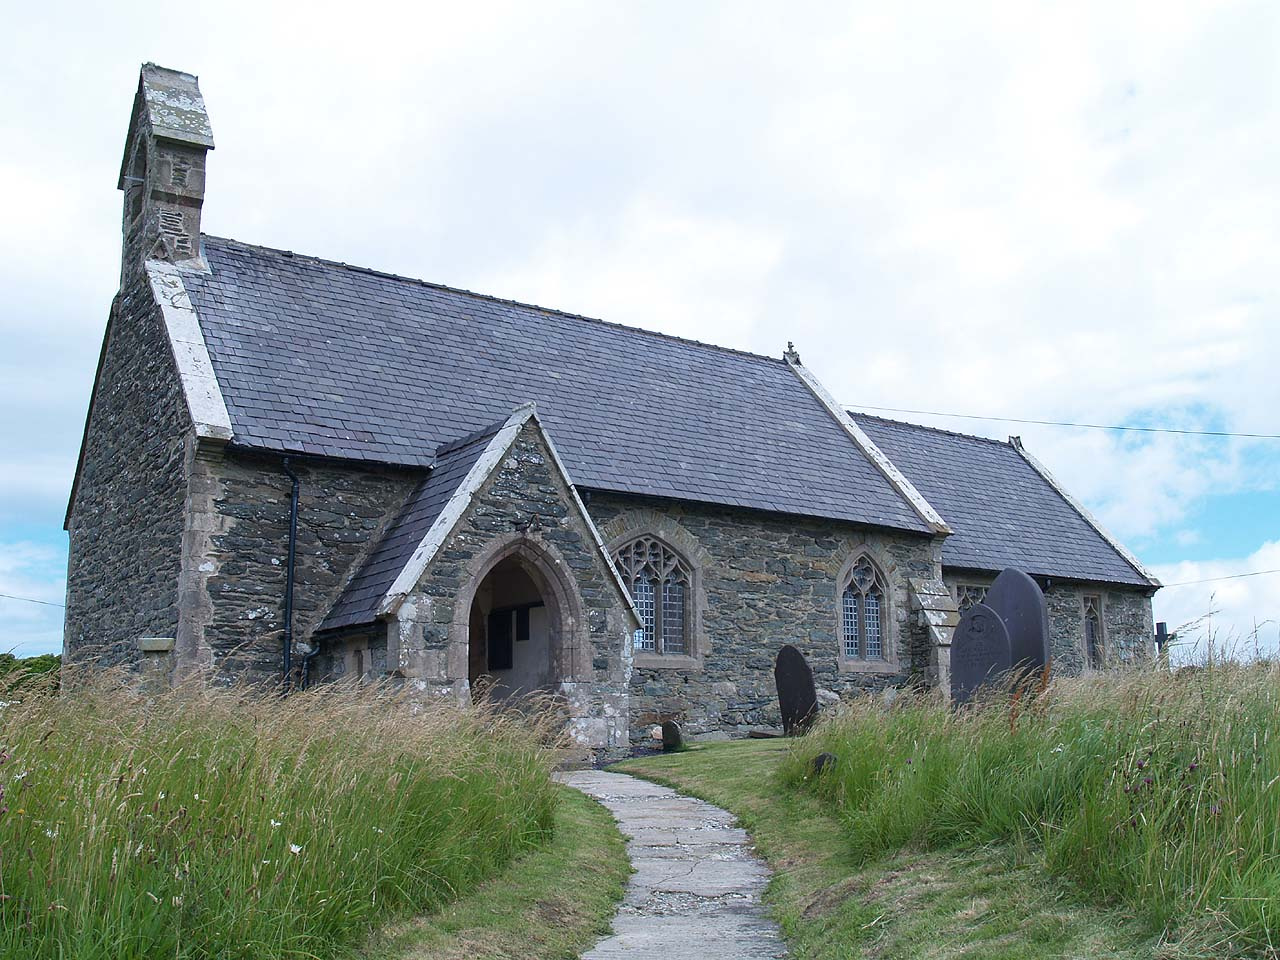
[64,65,1160,749]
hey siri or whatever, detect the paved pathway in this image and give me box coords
[559,769,787,959]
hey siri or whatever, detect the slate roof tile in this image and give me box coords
[319,424,500,632]
[852,414,1150,586]
[186,237,931,533]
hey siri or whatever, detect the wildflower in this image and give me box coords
[1051,745,1064,754]
[158,791,166,800]
[44,828,57,839]
[15,809,24,816]
[374,827,384,834]
[289,843,302,855]
[0,750,10,765]
[1209,804,1222,816]
[1188,762,1199,772]
[905,758,913,765]
[270,819,281,828]
[1137,760,1146,770]
[1143,777,1153,786]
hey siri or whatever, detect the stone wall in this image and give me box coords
[942,572,1155,675]
[184,451,420,684]
[64,274,191,669]
[587,492,941,739]
[374,421,636,749]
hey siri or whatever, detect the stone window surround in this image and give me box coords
[1082,592,1106,670]
[602,511,710,671]
[836,546,901,675]
[954,582,990,611]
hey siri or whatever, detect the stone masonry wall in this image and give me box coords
[942,572,1155,675]
[187,451,419,684]
[587,492,941,739]
[64,273,191,669]
[385,422,636,749]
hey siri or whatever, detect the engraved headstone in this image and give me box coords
[774,644,819,735]
[951,602,1013,705]
[984,568,1051,677]
[660,719,684,752]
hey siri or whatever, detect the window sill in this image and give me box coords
[633,653,701,671]
[837,657,900,675]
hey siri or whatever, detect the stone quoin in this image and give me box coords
[64,64,1161,752]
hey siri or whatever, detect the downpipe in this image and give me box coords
[281,457,300,693]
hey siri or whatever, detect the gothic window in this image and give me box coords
[1084,595,1104,668]
[841,556,887,660]
[956,584,988,611]
[613,536,691,656]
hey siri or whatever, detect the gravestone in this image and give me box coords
[951,602,1013,705]
[810,752,837,776]
[774,644,818,735]
[984,567,1050,677]
[660,719,684,752]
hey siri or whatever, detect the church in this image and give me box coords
[64,65,1160,749]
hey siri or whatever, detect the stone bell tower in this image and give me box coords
[118,64,214,284]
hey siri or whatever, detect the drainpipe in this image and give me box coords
[281,458,301,693]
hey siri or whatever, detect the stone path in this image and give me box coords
[558,769,787,959]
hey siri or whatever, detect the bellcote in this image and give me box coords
[118,64,215,283]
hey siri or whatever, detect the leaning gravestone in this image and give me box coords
[774,644,818,735]
[951,602,1013,705]
[984,567,1051,677]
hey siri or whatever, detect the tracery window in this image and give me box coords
[612,536,691,656]
[841,556,887,660]
[956,584,988,611]
[1083,595,1104,668]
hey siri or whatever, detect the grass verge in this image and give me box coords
[0,670,560,959]
[617,739,1168,959]
[786,665,1277,956]
[364,784,629,960]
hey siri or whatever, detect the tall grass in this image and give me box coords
[0,668,559,959]
[783,663,1280,952]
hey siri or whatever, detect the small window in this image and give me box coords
[613,536,691,656]
[1084,595,1104,668]
[956,584,988,611]
[841,556,887,660]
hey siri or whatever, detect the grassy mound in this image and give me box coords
[0,670,558,960]
[785,663,1280,953]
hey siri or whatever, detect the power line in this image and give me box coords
[847,404,1280,440]
[1160,568,1280,588]
[0,593,64,608]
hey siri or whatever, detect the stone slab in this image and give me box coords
[559,770,787,958]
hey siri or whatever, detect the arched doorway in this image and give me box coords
[467,555,559,701]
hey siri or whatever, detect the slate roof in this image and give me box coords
[184,236,931,534]
[319,422,499,632]
[852,414,1151,586]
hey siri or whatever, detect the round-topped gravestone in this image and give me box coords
[951,602,1013,705]
[984,567,1051,677]
[660,719,684,752]
[774,644,818,736]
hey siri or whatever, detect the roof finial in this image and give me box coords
[784,341,801,364]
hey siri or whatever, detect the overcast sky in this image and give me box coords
[1,1,1276,660]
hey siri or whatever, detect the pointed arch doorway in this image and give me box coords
[459,537,586,703]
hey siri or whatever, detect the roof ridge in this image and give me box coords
[201,234,788,368]
[849,410,1015,449]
